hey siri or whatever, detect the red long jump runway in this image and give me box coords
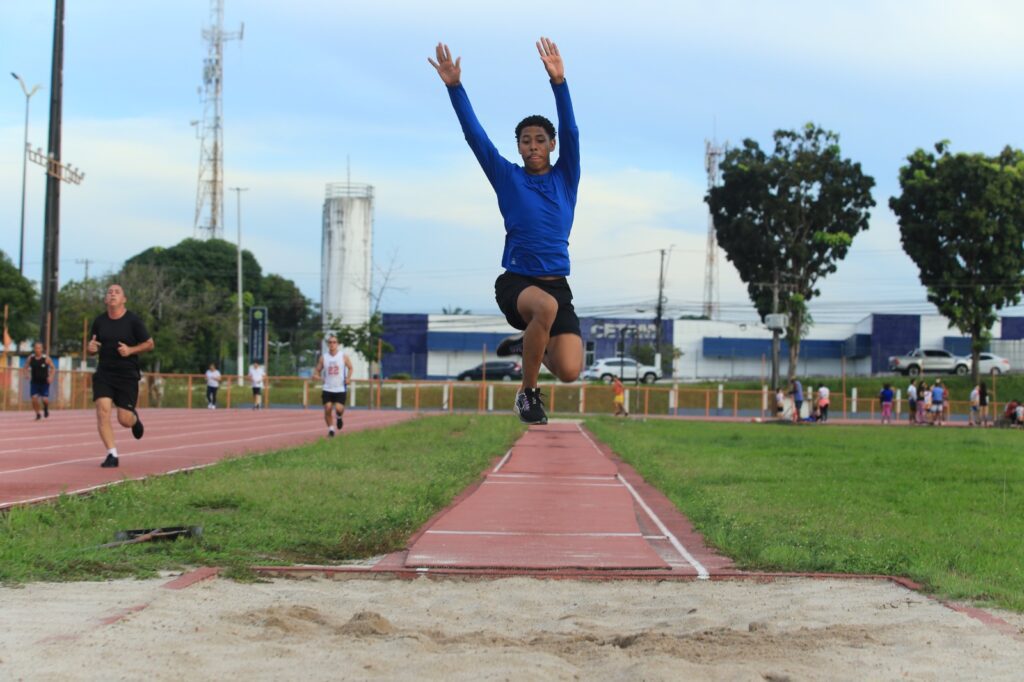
[390,422,727,576]
[0,408,415,510]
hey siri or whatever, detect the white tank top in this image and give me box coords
[322,349,347,392]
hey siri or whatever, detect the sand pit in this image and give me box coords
[2,574,1024,680]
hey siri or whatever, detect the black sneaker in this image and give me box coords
[496,333,524,357]
[131,411,144,440]
[101,453,119,468]
[43,404,49,418]
[327,430,335,438]
[336,415,343,431]
[514,388,548,425]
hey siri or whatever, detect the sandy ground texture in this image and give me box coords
[2,574,1024,681]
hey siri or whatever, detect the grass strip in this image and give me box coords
[586,418,1024,612]
[0,415,524,583]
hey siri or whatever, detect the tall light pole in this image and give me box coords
[230,187,248,385]
[11,73,41,276]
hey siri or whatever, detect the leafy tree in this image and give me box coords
[706,123,875,381]
[56,277,107,355]
[330,312,394,376]
[126,238,262,298]
[890,143,1024,383]
[0,250,39,346]
[441,306,472,315]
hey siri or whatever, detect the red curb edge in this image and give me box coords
[162,566,221,590]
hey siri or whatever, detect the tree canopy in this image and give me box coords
[705,123,875,380]
[889,143,1024,383]
[0,250,38,345]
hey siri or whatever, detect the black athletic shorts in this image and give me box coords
[494,271,581,337]
[30,381,50,398]
[92,372,139,411]
[252,387,263,396]
[322,390,347,406]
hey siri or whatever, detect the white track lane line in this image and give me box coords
[492,449,513,473]
[483,480,621,488]
[576,423,710,579]
[424,530,643,538]
[0,414,407,477]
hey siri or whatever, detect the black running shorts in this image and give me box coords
[252,387,263,396]
[92,372,139,411]
[322,390,347,406]
[494,272,581,337]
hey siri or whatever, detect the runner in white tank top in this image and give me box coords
[314,335,354,438]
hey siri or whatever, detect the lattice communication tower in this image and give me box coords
[703,139,726,319]
[193,0,243,240]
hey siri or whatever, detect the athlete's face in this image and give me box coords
[33,342,43,356]
[328,338,339,351]
[518,126,555,175]
[105,285,126,309]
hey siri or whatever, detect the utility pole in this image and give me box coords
[74,258,91,280]
[770,270,780,391]
[230,187,248,385]
[654,248,668,373]
[703,139,726,320]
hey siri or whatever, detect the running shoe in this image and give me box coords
[514,388,548,425]
[336,415,343,431]
[327,430,335,438]
[131,411,145,440]
[100,453,119,468]
[43,404,49,418]
[496,333,525,357]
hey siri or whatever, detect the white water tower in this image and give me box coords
[321,183,373,378]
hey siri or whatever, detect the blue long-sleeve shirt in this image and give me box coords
[446,81,580,276]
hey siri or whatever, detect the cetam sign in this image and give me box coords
[249,306,268,365]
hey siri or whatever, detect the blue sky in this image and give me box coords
[3,0,1024,325]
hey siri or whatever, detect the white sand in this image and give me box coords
[2,575,1023,680]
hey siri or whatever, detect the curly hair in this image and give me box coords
[515,115,556,140]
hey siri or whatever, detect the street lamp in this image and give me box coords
[230,187,249,385]
[11,73,42,275]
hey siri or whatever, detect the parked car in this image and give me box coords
[583,357,660,384]
[888,348,971,376]
[977,352,1012,375]
[456,361,522,381]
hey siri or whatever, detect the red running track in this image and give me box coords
[368,421,735,577]
[0,408,416,510]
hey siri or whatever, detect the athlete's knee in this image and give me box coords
[116,410,135,427]
[518,291,557,326]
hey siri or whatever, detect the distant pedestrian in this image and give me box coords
[906,380,918,424]
[205,363,221,409]
[789,379,803,423]
[979,381,990,427]
[1005,399,1022,426]
[969,383,980,426]
[775,386,785,419]
[87,283,154,468]
[248,361,266,410]
[942,382,951,422]
[313,335,353,437]
[879,383,894,424]
[612,376,628,417]
[920,381,931,424]
[25,341,54,420]
[931,379,945,426]
[817,384,830,423]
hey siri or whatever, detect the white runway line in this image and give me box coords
[492,448,513,473]
[425,530,643,538]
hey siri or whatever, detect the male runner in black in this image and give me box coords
[26,342,54,420]
[87,283,154,468]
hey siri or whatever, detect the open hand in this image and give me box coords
[87,335,101,354]
[428,42,461,86]
[536,37,564,84]
[117,341,132,357]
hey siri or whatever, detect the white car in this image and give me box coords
[583,357,660,384]
[977,353,1012,375]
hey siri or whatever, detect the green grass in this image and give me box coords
[587,417,1024,611]
[0,415,525,583]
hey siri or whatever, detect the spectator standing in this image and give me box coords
[907,380,918,424]
[879,383,894,424]
[775,386,785,419]
[26,341,55,420]
[248,361,266,410]
[205,363,222,409]
[969,383,980,426]
[612,376,628,417]
[931,380,945,426]
[790,379,804,423]
[979,381,990,427]
[920,381,931,424]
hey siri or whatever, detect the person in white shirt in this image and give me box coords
[313,335,354,437]
[907,381,918,424]
[205,363,222,409]
[817,384,830,423]
[248,361,266,410]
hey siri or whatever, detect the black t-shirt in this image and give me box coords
[90,310,151,379]
[28,355,50,383]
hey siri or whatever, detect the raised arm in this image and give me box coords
[536,37,564,84]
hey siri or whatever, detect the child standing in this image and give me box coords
[879,383,894,424]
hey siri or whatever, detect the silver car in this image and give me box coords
[977,352,1012,375]
[583,357,660,384]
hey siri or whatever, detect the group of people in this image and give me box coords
[775,379,830,423]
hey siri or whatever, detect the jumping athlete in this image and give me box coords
[429,37,583,425]
[87,283,154,468]
[26,342,55,420]
[313,335,353,438]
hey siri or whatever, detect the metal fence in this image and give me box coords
[0,368,1004,423]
